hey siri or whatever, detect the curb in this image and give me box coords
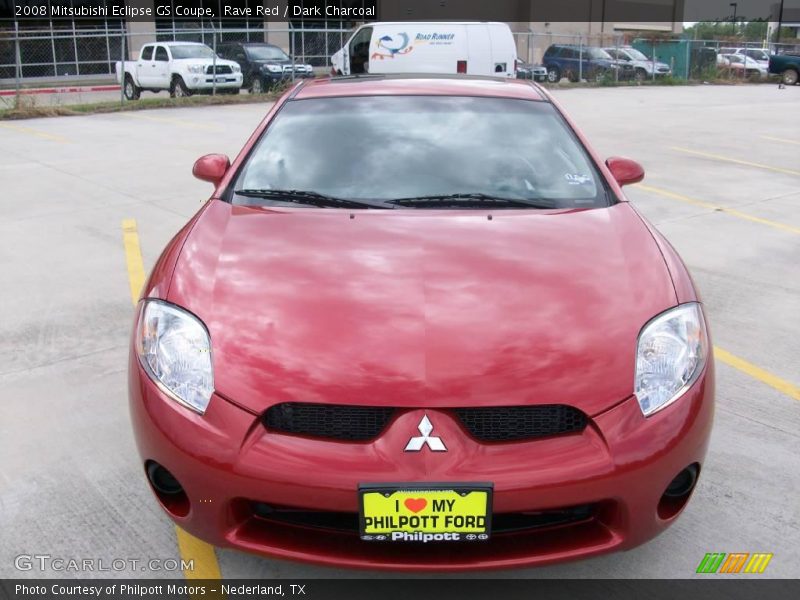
[0,85,120,97]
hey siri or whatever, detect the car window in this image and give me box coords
[561,47,576,59]
[155,46,169,62]
[626,48,650,61]
[233,96,607,209]
[140,46,153,61]
[587,48,612,60]
[246,46,290,61]
[169,45,216,59]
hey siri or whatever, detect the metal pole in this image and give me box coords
[212,25,217,96]
[14,21,21,104]
[776,0,785,43]
[290,24,296,83]
[120,28,126,106]
[652,46,656,81]
[578,36,583,82]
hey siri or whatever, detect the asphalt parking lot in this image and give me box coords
[1,83,798,580]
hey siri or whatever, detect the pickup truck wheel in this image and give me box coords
[781,68,799,85]
[250,78,263,94]
[123,75,140,100]
[170,76,191,98]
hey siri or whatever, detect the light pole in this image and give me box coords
[730,3,738,37]
[776,0,785,44]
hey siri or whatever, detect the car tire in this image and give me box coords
[567,70,579,83]
[123,75,140,100]
[781,68,799,85]
[251,77,264,94]
[546,66,560,83]
[634,68,647,82]
[170,76,191,98]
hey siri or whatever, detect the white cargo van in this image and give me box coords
[331,22,517,77]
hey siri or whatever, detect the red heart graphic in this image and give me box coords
[404,498,427,513]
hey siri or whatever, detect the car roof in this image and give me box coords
[292,74,547,102]
[164,42,207,46]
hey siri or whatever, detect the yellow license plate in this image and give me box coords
[359,484,492,542]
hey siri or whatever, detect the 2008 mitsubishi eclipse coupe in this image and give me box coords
[129,74,714,570]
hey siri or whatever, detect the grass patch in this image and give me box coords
[0,90,284,121]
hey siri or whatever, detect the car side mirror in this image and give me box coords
[193,154,230,186]
[605,156,644,186]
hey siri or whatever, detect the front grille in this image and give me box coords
[265,403,587,442]
[251,501,596,536]
[264,402,395,441]
[206,65,233,75]
[454,405,587,442]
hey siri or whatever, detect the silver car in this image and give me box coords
[604,47,671,80]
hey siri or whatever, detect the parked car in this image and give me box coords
[331,22,517,77]
[217,42,314,94]
[719,47,771,67]
[116,42,242,100]
[603,46,671,80]
[719,54,768,79]
[515,58,547,82]
[769,52,800,85]
[130,74,713,570]
[543,44,634,82]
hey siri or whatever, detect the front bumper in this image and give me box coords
[184,73,243,90]
[129,351,714,571]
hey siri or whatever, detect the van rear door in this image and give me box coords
[466,24,492,75]
[486,23,516,77]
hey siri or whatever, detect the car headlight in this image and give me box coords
[232,64,241,73]
[266,64,283,73]
[188,64,204,74]
[634,303,709,417]
[136,300,214,415]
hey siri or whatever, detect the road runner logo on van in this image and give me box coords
[373,34,413,59]
[372,32,456,60]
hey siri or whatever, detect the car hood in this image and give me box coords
[168,201,677,416]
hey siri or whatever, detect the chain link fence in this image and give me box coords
[0,24,350,108]
[3,25,800,109]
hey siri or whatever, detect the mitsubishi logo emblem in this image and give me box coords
[404,414,447,452]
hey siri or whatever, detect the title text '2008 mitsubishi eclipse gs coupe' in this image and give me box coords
[129,74,714,571]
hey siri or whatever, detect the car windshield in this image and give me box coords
[587,48,612,59]
[625,48,650,61]
[169,45,216,59]
[246,46,290,60]
[232,96,607,209]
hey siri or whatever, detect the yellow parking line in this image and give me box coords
[760,135,800,146]
[715,346,800,401]
[671,146,800,177]
[175,527,224,580]
[121,219,147,304]
[120,112,220,131]
[0,122,68,143]
[634,184,800,235]
[121,219,224,587]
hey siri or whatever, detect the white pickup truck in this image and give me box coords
[116,42,243,100]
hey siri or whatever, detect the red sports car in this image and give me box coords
[129,75,713,570]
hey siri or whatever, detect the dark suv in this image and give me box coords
[543,44,634,82]
[217,43,314,93]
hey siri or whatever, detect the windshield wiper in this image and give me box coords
[234,189,392,209]
[386,193,557,209]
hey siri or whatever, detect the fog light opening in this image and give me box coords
[145,460,190,518]
[658,463,700,520]
[664,464,698,498]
